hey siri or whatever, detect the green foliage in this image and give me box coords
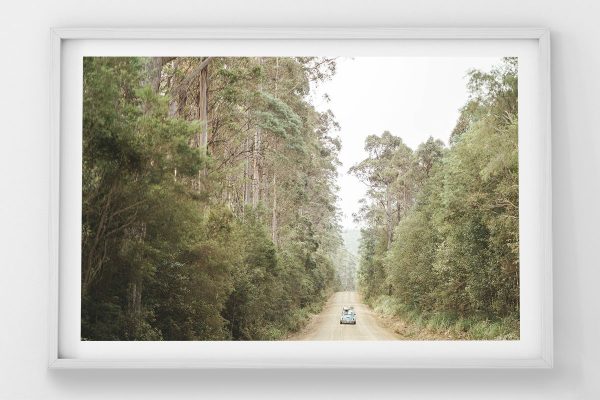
[81,56,341,340]
[371,295,519,340]
[355,58,519,339]
[255,91,303,140]
[223,213,281,340]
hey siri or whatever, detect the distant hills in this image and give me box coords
[341,229,361,257]
[334,229,361,291]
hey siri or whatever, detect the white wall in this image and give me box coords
[1,1,598,398]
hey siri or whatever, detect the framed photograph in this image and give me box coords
[49,27,552,368]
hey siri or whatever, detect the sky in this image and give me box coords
[311,57,503,231]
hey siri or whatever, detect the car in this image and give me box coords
[340,307,357,325]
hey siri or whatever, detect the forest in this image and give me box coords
[81,56,343,340]
[353,57,519,339]
[82,55,519,341]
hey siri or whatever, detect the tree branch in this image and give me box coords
[177,57,212,92]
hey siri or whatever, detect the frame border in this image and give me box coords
[48,27,552,369]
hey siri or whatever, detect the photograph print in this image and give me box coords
[81,55,519,341]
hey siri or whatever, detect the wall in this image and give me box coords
[1,1,598,398]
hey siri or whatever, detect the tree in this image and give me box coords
[350,132,415,249]
[82,56,343,340]
[355,58,519,336]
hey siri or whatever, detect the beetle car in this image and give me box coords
[340,307,357,324]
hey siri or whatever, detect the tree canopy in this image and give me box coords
[353,58,519,339]
[82,56,343,340]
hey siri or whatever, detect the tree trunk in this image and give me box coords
[126,277,143,339]
[189,58,210,154]
[198,65,209,153]
[385,184,393,249]
[251,58,263,208]
[147,58,163,93]
[271,173,278,245]
[244,137,251,207]
[270,58,280,242]
[146,57,176,93]
[252,126,260,208]
[403,184,407,216]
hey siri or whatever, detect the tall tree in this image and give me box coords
[355,58,519,337]
[82,55,343,341]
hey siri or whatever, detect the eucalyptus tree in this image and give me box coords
[82,55,343,341]
[355,58,520,336]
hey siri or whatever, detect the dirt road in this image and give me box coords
[291,291,400,340]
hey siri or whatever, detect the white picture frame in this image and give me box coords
[49,27,552,369]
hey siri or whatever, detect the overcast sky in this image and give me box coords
[311,57,503,231]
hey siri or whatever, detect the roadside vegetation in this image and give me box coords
[354,58,520,340]
[372,295,519,340]
[81,57,342,340]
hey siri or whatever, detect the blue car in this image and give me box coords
[340,307,356,325]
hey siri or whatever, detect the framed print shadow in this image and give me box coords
[49,27,552,368]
